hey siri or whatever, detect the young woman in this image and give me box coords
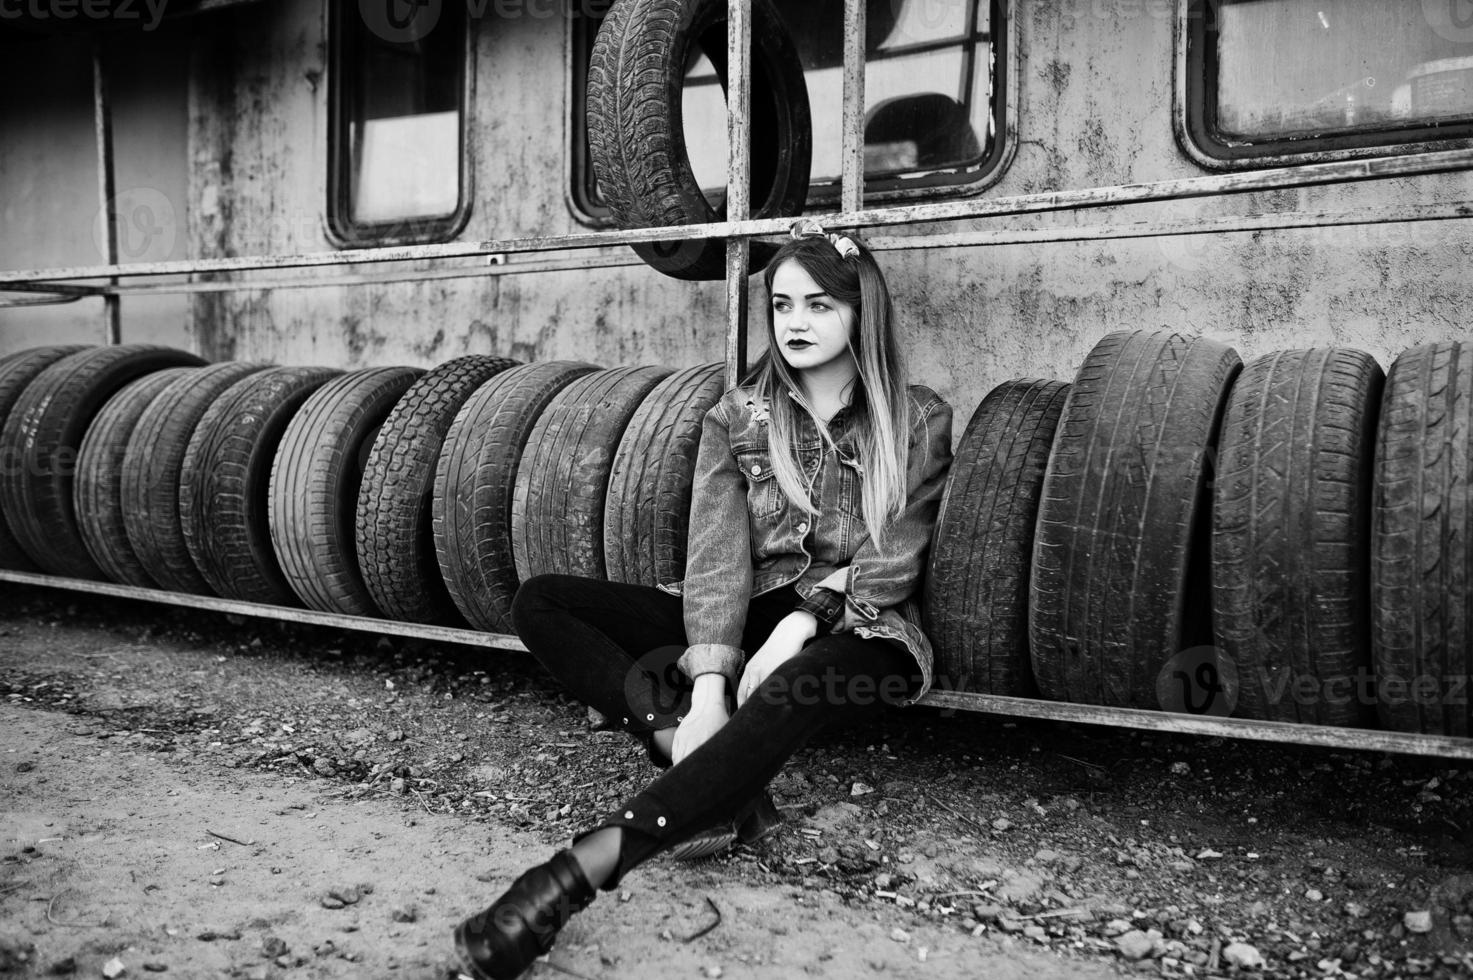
[454,221,954,980]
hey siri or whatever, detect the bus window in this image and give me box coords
[1185,0,1473,164]
[328,0,470,246]
[570,0,1007,221]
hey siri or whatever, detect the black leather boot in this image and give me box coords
[453,850,595,980]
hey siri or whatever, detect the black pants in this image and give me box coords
[511,573,921,887]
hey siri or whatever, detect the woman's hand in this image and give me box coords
[671,673,729,764]
[672,698,730,764]
[736,611,818,707]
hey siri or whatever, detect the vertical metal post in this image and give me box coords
[724,0,752,390]
[840,0,866,214]
[93,38,122,346]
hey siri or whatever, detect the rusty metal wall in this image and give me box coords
[0,28,193,348]
[4,1,1471,431]
[177,3,736,372]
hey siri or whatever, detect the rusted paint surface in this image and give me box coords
[0,29,193,348]
[2,0,1470,438]
[179,1,1471,431]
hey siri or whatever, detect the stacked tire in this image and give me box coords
[921,331,1472,738]
[0,345,91,570]
[923,379,1068,698]
[1211,350,1382,727]
[433,361,600,632]
[5,334,1469,743]
[1371,342,1472,735]
[1029,332,1241,709]
[357,356,521,624]
[0,344,706,634]
[271,367,426,615]
[0,345,207,578]
[127,363,273,593]
[75,367,200,587]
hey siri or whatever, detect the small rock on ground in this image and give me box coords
[1223,941,1265,969]
[1115,930,1155,961]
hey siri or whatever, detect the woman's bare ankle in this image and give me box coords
[650,726,677,760]
[569,827,622,890]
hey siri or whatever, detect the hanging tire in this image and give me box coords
[74,368,198,586]
[179,366,341,604]
[513,365,673,582]
[0,345,206,578]
[433,360,601,633]
[124,362,271,595]
[1030,331,1241,710]
[357,356,521,624]
[1212,349,1382,727]
[269,366,424,616]
[0,345,91,570]
[924,379,1069,698]
[1372,341,1473,735]
[587,0,811,280]
[603,362,725,587]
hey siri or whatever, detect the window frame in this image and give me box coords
[326,0,475,248]
[564,0,1016,226]
[1176,0,1473,170]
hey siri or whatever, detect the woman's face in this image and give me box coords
[770,260,857,375]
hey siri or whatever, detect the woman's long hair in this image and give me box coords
[745,232,912,547]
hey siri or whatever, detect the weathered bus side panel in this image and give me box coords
[0,27,193,350]
[3,1,1470,428]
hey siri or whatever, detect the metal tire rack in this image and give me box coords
[3,1,1473,760]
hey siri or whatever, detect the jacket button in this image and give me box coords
[646,713,655,722]
[657,816,667,828]
[797,522,809,534]
[625,810,635,820]
[751,463,763,475]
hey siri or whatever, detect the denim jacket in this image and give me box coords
[659,382,954,704]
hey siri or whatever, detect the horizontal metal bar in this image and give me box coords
[101,253,648,297]
[7,569,1470,759]
[684,31,990,89]
[69,202,1473,299]
[0,570,528,652]
[919,690,1473,760]
[0,294,85,309]
[3,147,1470,285]
[0,282,106,296]
[866,200,1473,251]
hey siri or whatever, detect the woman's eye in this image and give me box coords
[811,303,829,313]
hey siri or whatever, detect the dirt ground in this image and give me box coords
[2,584,1472,980]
